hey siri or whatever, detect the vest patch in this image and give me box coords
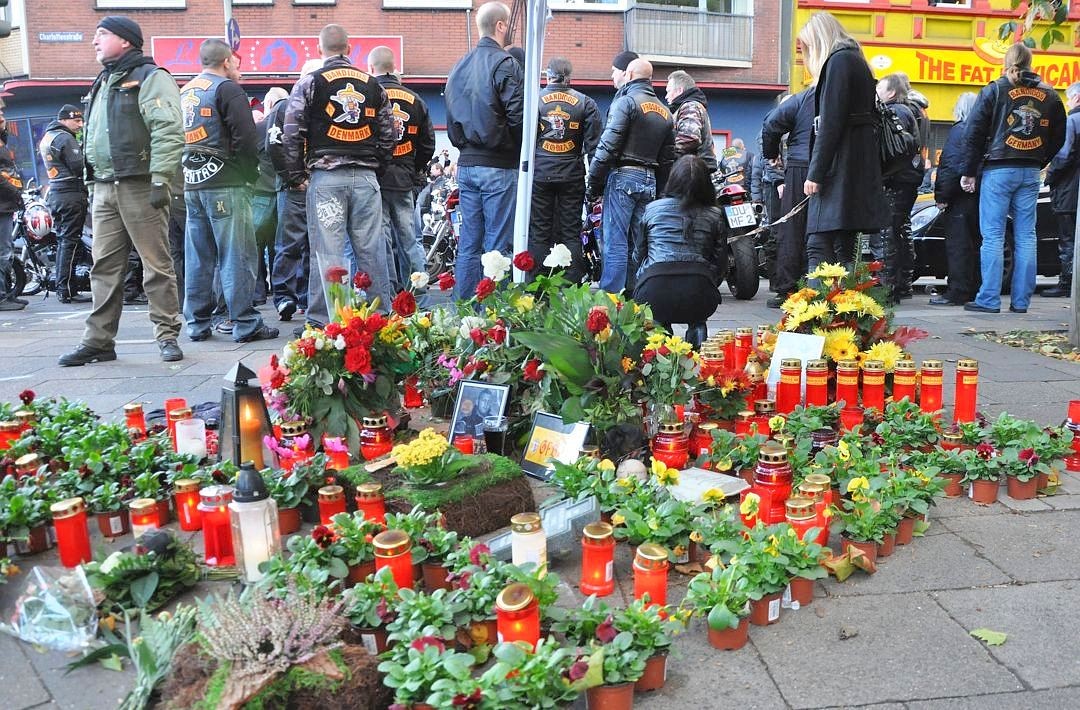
[640,101,670,119]
[385,88,416,104]
[328,124,372,142]
[542,91,579,106]
[394,140,414,157]
[541,139,576,153]
[322,68,369,83]
[185,126,208,144]
[330,83,367,124]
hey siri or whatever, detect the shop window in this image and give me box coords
[928,0,973,8]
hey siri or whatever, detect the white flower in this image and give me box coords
[459,315,486,340]
[410,272,430,290]
[544,243,573,269]
[481,250,512,280]
[334,335,346,350]
[282,343,295,360]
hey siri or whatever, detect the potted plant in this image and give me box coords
[922,446,967,498]
[874,400,940,451]
[611,485,694,562]
[773,524,827,606]
[682,561,751,650]
[378,637,475,710]
[1031,426,1074,490]
[0,476,52,554]
[583,629,649,710]
[830,481,894,567]
[416,521,460,591]
[386,506,435,582]
[481,639,586,708]
[424,651,488,709]
[1000,445,1049,500]
[616,598,682,692]
[89,479,131,538]
[391,428,475,487]
[738,523,794,625]
[960,443,1002,504]
[385,586,463,648]
[343,566,399,654]
[259,526,350,600]
[704,430,769,484]
[331,510,384,585]
[131,468,171,525]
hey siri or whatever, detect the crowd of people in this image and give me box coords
[0,5,1075,361]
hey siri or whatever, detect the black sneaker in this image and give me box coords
[277,299,297,322]
[123,293,149,305]
[963,302,1000,314]
[159,339,184,362]
[59,293,92,304]
[59,344,117,366]
[238,325,280,343]
[1008,305,1028,314]
[189,329,212,342]
[0,299,27,311]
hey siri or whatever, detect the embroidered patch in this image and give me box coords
[316,195,345,230]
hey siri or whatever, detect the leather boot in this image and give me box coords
[685,322,708,349]
[1042,270,1072,298]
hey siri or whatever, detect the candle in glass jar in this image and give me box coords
[804,359,828,407]
[199,485,236,567]
[354,482,386,524]
[717,330,736,372]
[175,417,208,460]
[169,406,193,452]
[840,406,864,433]
[164,397,187,443]
[129,498,160,540]
[776,358,802,415]
[1066,400,1080,472]
[919,360,944,415]
[359,416,393,460]
[318,485,347,524]
[403,375,424,409]
[861,360,886,412]
[940,431,964,452]
[510,512,547,569]
[892,360,917,403]
[173,479,202,532]
[752,443,792,524]
[239,401,266,469]
[744,359,767,401]
[15,453,40,479]
[691,422,718,459]
[953,359,978,424]
[835,360,859,407]
[495,583,540,648]
[784,497,819,542]
[373,529,414,589]
[633,543,669,608]
[0,421,19,451]
[699,344,725,380]
[734,327,753,372]
[579,522,615,597]
[452,434,474,454]
[14,410,35,434]
[51,497,92,568]
[323,436,350,471]
[124,403,147,439]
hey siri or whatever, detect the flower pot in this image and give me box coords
[970,478,999,505]
[739,468,755,485]
[155,499,171,525]
[347,559,376,587]
[1006,476,1038,501]
[706,617,749,650]
[585,682,635,710]
[748,592,782,626]
[1036,471,1050,491]
[940,472,965,498]
[896,516,916,546]
[422,562,452,591]
[96,509,131,538]
[878,531,896,558]
[412,704,436,710]
[634,653,667,692]
[841,536,878,566]
[413,562,423,584]
[277,507,302,535]
[17,525,50,555]
[788,576,815,606]
[350,625,389,655]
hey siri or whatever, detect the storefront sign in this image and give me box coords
[866,43,1080,90]
[151,36,403,76]
[38,32,83,43]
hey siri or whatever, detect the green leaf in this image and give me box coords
[327,556,350,579]
[1040,31,1054,50]
[65,643,129,673]
[707,604,737,631]
[512,332,594,387]
[100,654,124,672]
[1023,36,1037,48]
[970,628,1007,646]
[129,571,160,609]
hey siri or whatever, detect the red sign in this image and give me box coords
[150,36,404,76]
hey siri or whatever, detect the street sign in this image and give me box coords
[226,18,241,52]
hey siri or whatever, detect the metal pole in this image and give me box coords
[466,10,473,50]
[1071,193,1079,346]
[223,0,232,30]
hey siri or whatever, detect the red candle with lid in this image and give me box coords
[199,485,236,567]
[735,410,755,438]
[919,360,944,415]
[452,434,474,454]
[359,416,393,460]
[751,443,793,524]
[633,543,669,608]
[940,431,965,452]
[318,484,347,525]
[0,421,19,451]
[129,498,160,540]
[892,360,917,403]
[403,375,424,409]
[164,397,187,446]
[691,422,718,459]
[14,410,35,434]
[835,360,859,407]
[734,327,753,373]
[715,330,735,370]
[785,497,819,542]
[953,359,978,424]
[174,479,202,532]
[124,403,147,439]
[51,497,92,568]
[373,529,414,589]
[580,522,616,597]
[861,360,886,412]
[15,453,40,479]
[839,406,864,433]
[354,482,387,525]
[804,359,828,407]
[753,399,776,437]
[495,583,541,648]
[652,420,689,470]
[776,358,802,415]
[699,343,725,381]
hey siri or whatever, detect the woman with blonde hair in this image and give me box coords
[960,42,1066,313]
[798,11,883,277]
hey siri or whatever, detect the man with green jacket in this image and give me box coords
[60,16,185,366]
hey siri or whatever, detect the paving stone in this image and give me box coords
[997,494,1052,513]
[945,511,1080,583]
[0,633,52,709]
[100,375,214,395]
[1043,494,1080,510]
[933,580,1080,690]
[907,686,1080,710]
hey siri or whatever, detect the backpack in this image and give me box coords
[876,97,920,177]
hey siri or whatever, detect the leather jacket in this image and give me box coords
[962,72,1066,175]
[39,121,85,191]
[534,82,602,183]
[761,88,815,168]
[376,73,436,191]
[589,78,675,192]
[634,197,726,283]
[445,37,524,169]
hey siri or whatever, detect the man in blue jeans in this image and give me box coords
[180,39,277,342]
[445,2,523,300]
[587,57,674,293]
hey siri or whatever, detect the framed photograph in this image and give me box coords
[521,412,591,481]
[448,380,510,440]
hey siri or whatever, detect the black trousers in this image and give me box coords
[943,192,981,303]
[1056,211,1076,282]
[633,272,719,345]
[47,189,88,298]
[882,180,919,299]
[529,179,585,283]
[167,198,186,309]
[774,165,808,296]
[762,179,783,290]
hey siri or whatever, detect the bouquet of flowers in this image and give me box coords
[636,333,698,420]
[391,429,474,486]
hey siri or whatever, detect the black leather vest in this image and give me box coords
[384,83,424,163]
[180,72,230,186]
[620,89,673,168]
[39,127,81,184]
[89,63,157,180]
[537,86,588,159]
[307,63,384,161]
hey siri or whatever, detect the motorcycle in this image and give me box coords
[10,178,93,298]
[712,168,764,300]
[421,178,459,280]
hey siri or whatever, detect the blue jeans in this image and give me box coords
[183,187,264,341]
[453,165,518,301]
[600,167,655,293]
[975,166,1040,310]
[272,187,309,308]
[306,166,390,325]
[382,188,426,291]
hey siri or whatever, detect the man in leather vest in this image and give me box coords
[587,58,674,294]
[283,25,395,327]
[60,16,185,366]
[368,45,435,295]
[665,71,716,172]
[0,106,25,311]
[529,57,601,283]
[39,105,89,304]
[180,39,277,344]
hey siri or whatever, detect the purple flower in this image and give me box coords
[596,614,617,644]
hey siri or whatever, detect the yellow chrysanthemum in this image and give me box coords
[611,512,626,526]
[646,332,667,349]
[794,287,819,301]
[702,488,725,503]
[665,335,693,356]
[781,297,809,317]
[802,301,831,323]
[863,341,905,372]
[391,428,450,468]
[807,262,849,281]
[739,492,760,517]
[598,458,616,472]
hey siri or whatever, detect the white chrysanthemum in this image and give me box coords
[543,243,573,268]
[481,250,511,280]
[410,272,430,289]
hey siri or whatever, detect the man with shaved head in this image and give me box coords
[587,57,674,293]
[444,1,524,300]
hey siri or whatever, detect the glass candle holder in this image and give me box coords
[940,431,965,452]
[359,416,393,460]
[323,435,350,471]
[691,422,718,459]
[199,485,236,567]
[0,420,19,450]
[776,358,802,415]
[169,407,193,453]
[861,360,886,412]
[734,326,753,373]
[745,359,767,402]
[452,434,474,454]
[919,360,944,415]
[483,415,509,457]
[318,485,347,525]
[953,359,979,424]
[717,330,735,370]
[735,410,755,438]
[129,498,160,540]
[840,406,864,433]
[804,359,828,407]
[403,375,424,409]
[51,497,91,568]
[174,478,202,532]
[175,417,208,460]
[495,583,540,648]
[124,403,147,439]
[892,360,917,403]
[510,512,547,569]
[699,346,725,380]
[355,482,386,524]
[810,428,838,456]
[652,421,690,470]
[373,529,414,589]
[163,397,188,446]
[14,410,35,434]
[835,360,860,407]
[280,420,312,451]
[230,463,281,584]
[1065,401,1080,472]
[756,324,771,348]
[633,543,669,608]
[580,522,616,597]
[15,453,41,479]
[753,443,793,524]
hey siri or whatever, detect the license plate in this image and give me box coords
[451,210,463,232]
[725,203,757,228]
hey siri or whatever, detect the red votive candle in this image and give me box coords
[199,485,236,567]
[840,406,864,433]
[633,543,669,608]
[124,403,147,439]
[861,360,885,412]
[173,479,202,532]
[495,583,541,648]
[919,360,944,415]
[0,421,19,451]
[651,421,689,470]
[753,443,792,525]
[804,359,828,407]
[403,376,424,409]
[359,416,393,460]
[373,529,414,589]
[129,498,160,540]
[51,497,92,568]
[14,410,35,434]
[753,399,776,437]
[318,485,347,524]
[354,482,387,525]
[734,327,753,373]
[735,410,755,437]
[953,358,978,424]
[776,358,802,415]
[452,434,474,454]
[163,397,187,443]
[835,360,859,407]
[580,522,616,597]
[892,360,917,403]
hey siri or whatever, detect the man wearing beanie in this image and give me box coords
[39,104,89,304]
[610,51,638,93]
[59,16,185,366]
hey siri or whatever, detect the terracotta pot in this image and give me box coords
[1006,476,1038,501]
[748,592,782,626]
[707,617,749,650]
[349,625,389,655]
[277,507,302,535]
[878,531,896,558]
[347,559,376,586]
[970,478,999,504]
[940,472,965,498]
[896,516,916,546]
[422,562,452,591]
[739,468,755,485]
[585,682,635,710]
[155,498,171,525]
[788,576,815,606]
[841,536,878,566]
[96,509,131,538]
[413,562,423,584]
[634,653,667,692]
[412,704,436,710]
[1036,471,1050,491]
[18,525,50,555]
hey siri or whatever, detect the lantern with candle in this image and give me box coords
[318,485,347,524]
[919,360,944,415]
[804,359,828,407]
[510,512,547,568]
[354,482,386,524]
[51,497,92,568]
[495,583,540,648]
[174,479,202,532]
[124,403,147,439]
[279,421,314,468]
[753,399,776,437]
[744,358,767,402]
[360,416,394,460]
[953,359,979,423]
[892,360,917,403]
[776,358,802,415]
[199,485,236,567]
[633,543,669,607]
[373,529,414,589]
[861,360,886,412]
[835,360,860,407]
[129,498,160,540]
[580,522,616,597]
[220,362,273,470]
[750,443,793,525]
[230,462,281,583]
[839,406,864,433]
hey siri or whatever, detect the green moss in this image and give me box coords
[196,660,231,710]
[334,465,373,488]
[244,650,349,709]
[386,454,523,509]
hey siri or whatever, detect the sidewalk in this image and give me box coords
[1,286,1078,709]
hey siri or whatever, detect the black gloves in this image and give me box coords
[149,182,170,210]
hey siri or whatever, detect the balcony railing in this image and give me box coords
[624,4,754,64]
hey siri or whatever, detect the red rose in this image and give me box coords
[438,271,456,291]
[391,290,417,317]
[522,358,544,382]
[475,277,496,301]
[365,313,388,333]
[344,346,373,375]
[513,251,536,272]
[325,265,349,284]
[489,324,507,344]
[585,306,610,334]
[469,328,487,346]
[323,322,343,338]
[353,271,372,290]
[296,338,316,358]
[18,389,35,406]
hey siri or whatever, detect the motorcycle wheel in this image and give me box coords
[16,258,44,296]
[727,229,760,300]
[11,259,27,298]
[422,225,451,280]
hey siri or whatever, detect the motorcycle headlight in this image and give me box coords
[910,205,939,234]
